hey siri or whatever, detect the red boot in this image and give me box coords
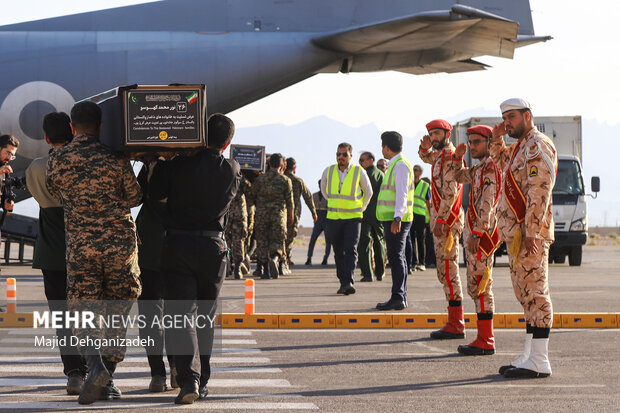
[430,305,465,339]
[458,315,495,355]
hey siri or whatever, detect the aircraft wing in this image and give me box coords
[313,4,547,74]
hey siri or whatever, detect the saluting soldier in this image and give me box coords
[248,153,294,279]
[419,120,466,340]
[452,125,502,356]
[284,157,317,268]
[490,98,558,378]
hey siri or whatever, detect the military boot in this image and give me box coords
[430,301,465,339]
[99,360,121,400]
[268,255,279,279]
[78,350,110,405]
[233,262,243,279]
[253,264,263,277]
[261,263,271,280]
[458,314,495,356]
[504,338,551,378]
[499,328,533,374]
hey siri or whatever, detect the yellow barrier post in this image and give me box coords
[245,279,255,315]
[6,278,16,313]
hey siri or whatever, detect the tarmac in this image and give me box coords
[0,243,618,411]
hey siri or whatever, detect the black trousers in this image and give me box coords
[162,233,227,387]
[410,214,427,266]
[325,218,361,287]
[138,268,174,377]
[42,269,86,376]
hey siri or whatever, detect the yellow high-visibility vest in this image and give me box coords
[376,156,414,222]
[413,179,430,223]
[326,164,364,220]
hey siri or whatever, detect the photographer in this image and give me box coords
[0,134,20,221]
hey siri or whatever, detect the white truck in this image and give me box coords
[451,116,599,266]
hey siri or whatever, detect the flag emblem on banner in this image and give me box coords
[186,92,198,105]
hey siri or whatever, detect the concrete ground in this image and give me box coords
[0,244,618,411]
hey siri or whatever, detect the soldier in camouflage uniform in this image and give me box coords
[225,175,249,279]
[47,101,142,405]
[452,125,502,356]
[284,157,317,269]
[490,99,557,379]
[247,153,293,279]
[419,119,465,340]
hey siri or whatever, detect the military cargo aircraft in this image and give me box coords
[0,0,549,189]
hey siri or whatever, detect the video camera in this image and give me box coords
[2,173,27,204]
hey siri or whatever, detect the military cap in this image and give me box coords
[466,125,493,138]
[426,119,452,132]
[500,98,531,114]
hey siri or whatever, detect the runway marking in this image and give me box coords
[0,393,304,399]
[0,401,318,410]
[0,365,281,373]
[0,378,291,388]
[0,356,271,364]
[412,342,451,354]
[463,384,607,388]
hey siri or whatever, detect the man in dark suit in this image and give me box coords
[357,151,385,282]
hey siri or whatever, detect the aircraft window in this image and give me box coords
[553,159,584,195]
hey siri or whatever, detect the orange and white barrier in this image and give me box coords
[245,279,255,315]
[6,278,16,313]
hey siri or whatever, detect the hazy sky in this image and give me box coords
[3,0,619,226]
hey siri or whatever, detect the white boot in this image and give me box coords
[505,338,551,378]
[513,333,533,367]
[499,333,532,374]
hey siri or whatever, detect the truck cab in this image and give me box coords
[550,155,587,265]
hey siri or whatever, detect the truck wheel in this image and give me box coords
[569,246,582,266]
[553,255,566,264]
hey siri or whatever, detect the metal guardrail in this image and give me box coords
[1,213,37,265]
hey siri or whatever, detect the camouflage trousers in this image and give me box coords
[508,238,553,328]
[66,231,141,363]
[254,211,286,264]
[464,233,495,314]
[433,229,463,302]
[285,215,300,261]
[225,221,248,264]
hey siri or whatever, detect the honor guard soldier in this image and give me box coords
[490,98,557,378]
[419,119,466,339]
[321,142,373,295]
[225,175,250,279]
[452,125,502,356]
[375,132,414,310]
[47,101,143,405]
[248,153,294,279]
[284,157,317,268]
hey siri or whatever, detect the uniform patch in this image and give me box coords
[529,165,538,177]
[483,177,491,186]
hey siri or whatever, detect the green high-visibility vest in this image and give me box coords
[326,164,364,220]
[376,155,414,222]
[413,179,430,223]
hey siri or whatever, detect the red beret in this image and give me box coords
[426,119,452,132]
[466,125,493,138]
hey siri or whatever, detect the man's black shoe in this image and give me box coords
[149,375,168,392]
[336,286,346,294]
[376,299,407,310]
[321,258,328,266]
[305,258,312,266]
[198,383,209,399]
[66,371,84,395]
[342,284,356,295]
[360,276,373,282]
[376,274,383,281]
[175,380,199,404]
